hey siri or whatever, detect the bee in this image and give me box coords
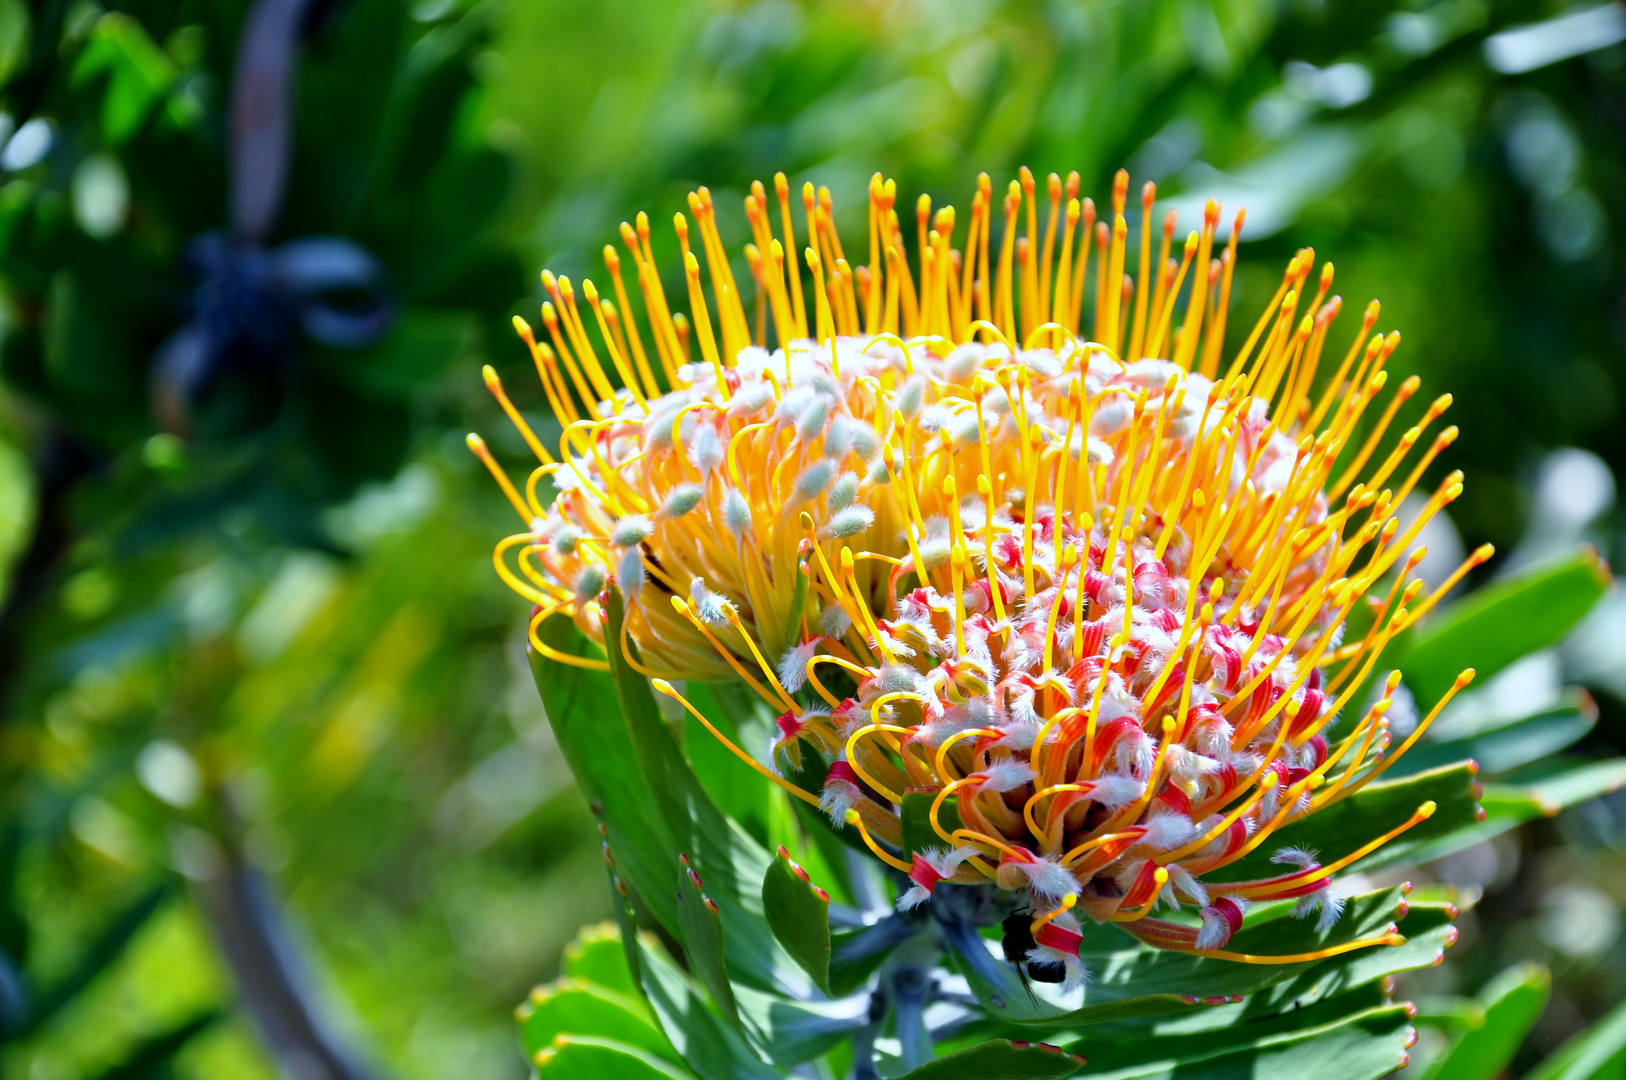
[1000,909,1067,998]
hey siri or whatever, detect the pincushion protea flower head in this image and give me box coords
[471,166,1487,984]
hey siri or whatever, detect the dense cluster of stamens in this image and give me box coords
[472,166,1486,983]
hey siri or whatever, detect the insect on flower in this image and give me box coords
[472,167,1485,986]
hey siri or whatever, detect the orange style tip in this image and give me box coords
[465,432,486,452]
[1417,801,1437,819]
[1458,668,1476,685]
[774,172,788,193]
[1141,180,1156,204]
[1474,543,1495,560]
[482,365,500,388]
[800,510,816,531]
[540,268,556,287]
[843,808,861,826]
[511,314,531,335]
[684,251,700,272]
[651,678,674,695]
[1183,231,1199,252]
[1320,261,1335,284]
[670,596,691,615]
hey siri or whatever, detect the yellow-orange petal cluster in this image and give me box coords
[473,166,1485,975]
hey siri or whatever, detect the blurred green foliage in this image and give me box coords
[0,0,1617,1077]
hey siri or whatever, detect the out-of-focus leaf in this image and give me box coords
[762,847,832,994]
[323,309,475,399]
[899,1038,1085,1079]
[71,13,177,145]
[1405,758,1626,864]
[564,922,640,1001]
[676,854,738,1028]
[1072,997,1414,1079]
[1418,962,1549,1080]
[19,884,168,1036]
[531,618,680,935]
[532,1035,694,1079]
[0,0,27,86]
[1398,550,1610,708]
[1390,698,1596,779]
[1210,762,1481,883]
[1525,994,1626,1080]
[518,982,677,1068]
[79,1011,220,1080]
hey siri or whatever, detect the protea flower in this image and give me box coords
[471,167,1486,985]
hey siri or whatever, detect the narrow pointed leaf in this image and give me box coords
[603,589,812,997]
[532,619,679,934]
[637,938,780,1080]
[1525,993,1626,1080]
[1419,961,1549,1080]
[733,984,870,1066]
[899,1038,1085,1079]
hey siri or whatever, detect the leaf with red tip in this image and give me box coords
[761,847,832,994]
[676,854,738,1028]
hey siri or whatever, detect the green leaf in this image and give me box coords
[902,789,964,857]
[636,937,780,1080]
[762,847,832,994]
[900,1038,1085,1079]
[683,682,772,844]
[71,13,177,145]
[1072,999,1414,1079]
[20,884,168,1036]
[1418,962,1549,1080]
[944,888,1423,1028]
[532,1034,695,1079]
[1387,699,1596,779]
[531,618,680,936]
[1525,994,1626,1080]
[1097,899,1460,1037]
[518,982,678,1068]
[1209,762,1481,883]
[733,985,869,1066]
[1398,549,1609,709]
[564,922,640,1000]
[1405,758,1626,865]
[79,1011,220,1080]
[600,589,812,998]
[677,855,739,1028]
[0,0,27,86]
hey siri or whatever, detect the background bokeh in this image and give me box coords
[0,0,1621,1077]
